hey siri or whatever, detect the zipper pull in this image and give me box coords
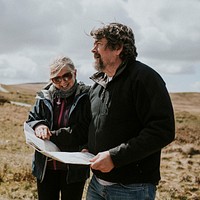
[56,97,61,105]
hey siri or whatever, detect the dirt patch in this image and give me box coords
[0,84,199,199]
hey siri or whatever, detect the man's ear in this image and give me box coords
[115,44,123,56]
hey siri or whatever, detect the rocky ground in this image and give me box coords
[0,84,199,199]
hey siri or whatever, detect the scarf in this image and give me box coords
[49,80,78,101]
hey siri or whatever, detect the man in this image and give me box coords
[86,23,175,200]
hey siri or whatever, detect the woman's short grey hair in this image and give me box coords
[50,56,75,70]
[49,56,75,79]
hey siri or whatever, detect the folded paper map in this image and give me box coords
[24,122,94,165]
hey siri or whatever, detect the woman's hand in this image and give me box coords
[34,124,52,140]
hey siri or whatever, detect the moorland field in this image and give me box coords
[0,83,199,200]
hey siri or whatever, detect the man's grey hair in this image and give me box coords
[90,22,138,60]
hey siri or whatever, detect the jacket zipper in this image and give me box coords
[40,93,86,180]
[66,164,70,184]
[40,99,53,182]
[53,99,65,170]
[40,157,48,182]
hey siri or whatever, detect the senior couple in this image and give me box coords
[26,22,175,200]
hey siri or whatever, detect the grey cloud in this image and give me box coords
[132,0,200,81]
[0,0,82,53]
[0,0,199,92]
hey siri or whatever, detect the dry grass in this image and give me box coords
[0,84,199,199]
[0,103,37,199]
[1,83,46,105]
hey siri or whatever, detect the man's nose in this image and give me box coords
[91,46,97,53]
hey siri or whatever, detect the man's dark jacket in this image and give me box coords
[88,59,175,185]
[27,82,91,183]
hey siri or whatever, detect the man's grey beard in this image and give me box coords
[94,57,105,72]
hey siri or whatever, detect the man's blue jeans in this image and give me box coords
[86,175,156,200]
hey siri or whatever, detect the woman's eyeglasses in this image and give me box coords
[52,72,73,84]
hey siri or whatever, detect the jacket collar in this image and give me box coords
[90,58,131,88]
[36,82,89,101]
[90,72,109,88]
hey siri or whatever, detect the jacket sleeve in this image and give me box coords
[26,99,51,130]
[110,67,175,167]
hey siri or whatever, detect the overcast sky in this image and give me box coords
[0,0,200,92]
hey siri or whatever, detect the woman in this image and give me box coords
[26,56,91,200]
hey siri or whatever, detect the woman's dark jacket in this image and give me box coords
[88,59,175,185]
[26,82,91,183]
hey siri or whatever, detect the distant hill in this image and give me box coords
[170,92,200,113]
[0,83,200,112]
[1,82,47,95]
[0,83,47,105]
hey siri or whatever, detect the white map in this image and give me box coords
[24,122,94,165]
